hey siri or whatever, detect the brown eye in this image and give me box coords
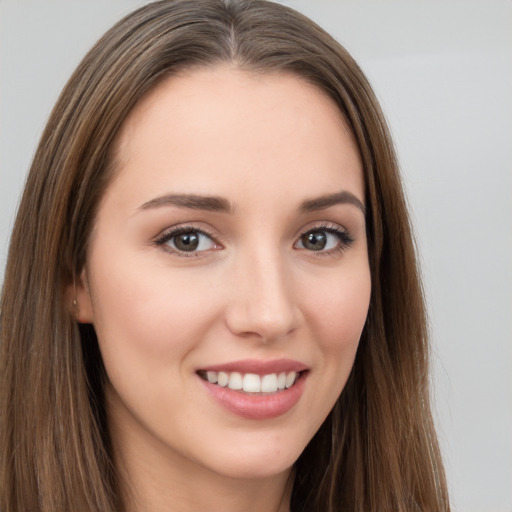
[173,232,200,251]
[295,227,354,253]
[159,229,217,254]
[300,231,327,251]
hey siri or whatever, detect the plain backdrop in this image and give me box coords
[1,1,511,511]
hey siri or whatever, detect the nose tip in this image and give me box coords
[224,260,302,342]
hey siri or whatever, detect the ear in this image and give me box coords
[67,269,95,323]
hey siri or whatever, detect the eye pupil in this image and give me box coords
[302,231,327,251]
[174,232,199,251]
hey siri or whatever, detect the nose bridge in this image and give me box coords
[225,243,301,341]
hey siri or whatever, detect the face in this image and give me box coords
[76,66,371,484]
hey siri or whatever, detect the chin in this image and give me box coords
[198,432,308,481]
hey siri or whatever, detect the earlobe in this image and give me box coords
[68,269,95,323]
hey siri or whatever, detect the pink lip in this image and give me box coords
[199,358,308,375]
[199,372,308,420]
[197,359,309,420]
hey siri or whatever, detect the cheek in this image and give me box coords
[306,265,371,345]
[87,251,222,372]
[302,264,371,388]
[289,264,370,441]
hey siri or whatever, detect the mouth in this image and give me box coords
[196,359,309,419]
[197,369,307,394]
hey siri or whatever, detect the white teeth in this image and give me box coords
[285,371,297,389]
[277,372,287,390]
[202,370,301,393]
[228,372,243,390]
[206,371,218,384]
[261,373,278,392]
[217,371,228,387]
[243,373,261,392]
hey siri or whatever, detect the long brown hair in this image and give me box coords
[0,1,450,510]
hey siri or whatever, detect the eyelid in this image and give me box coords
[294,221,354,254]
[153,225,222,257]
[152,221,354,258]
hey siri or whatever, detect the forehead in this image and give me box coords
[108,65,364,208]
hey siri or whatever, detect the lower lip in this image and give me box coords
[199,373,307,420]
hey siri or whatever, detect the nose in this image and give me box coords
[224,248,303,342]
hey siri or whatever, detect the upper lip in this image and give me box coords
[198,358,309,375]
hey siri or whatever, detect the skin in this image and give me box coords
[75,66,371,512]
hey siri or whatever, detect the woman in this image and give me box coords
[0,1,450,511]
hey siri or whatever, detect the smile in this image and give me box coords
[198,370,302,394]
[197,359,309,419]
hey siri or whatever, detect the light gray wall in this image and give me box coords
[1,2,511,511]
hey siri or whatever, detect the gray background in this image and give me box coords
[1,1,511,510]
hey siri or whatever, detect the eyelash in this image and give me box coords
[154,223,354,258]
[154,226,220,258]
[297,223,354,256]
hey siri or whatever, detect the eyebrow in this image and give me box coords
[300,191,366,215]
[138,190,365,215]
[139,194,232,213]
